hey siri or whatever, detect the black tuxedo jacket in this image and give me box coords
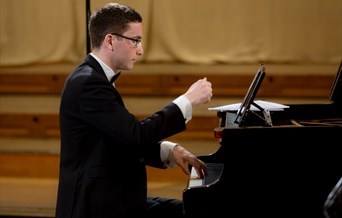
[55,55,186,218]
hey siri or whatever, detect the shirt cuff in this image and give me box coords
[160,141,178,168]
[172,95,192,123]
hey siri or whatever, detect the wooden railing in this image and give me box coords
[0,113,216,140]
[0,73,334,97]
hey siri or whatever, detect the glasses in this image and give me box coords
[111,33,141,47]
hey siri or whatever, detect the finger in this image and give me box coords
[203,165,208,176]
[198,160,208,176]
[195,168,204,179]
[192,159,207,179]
[194,165,207,179]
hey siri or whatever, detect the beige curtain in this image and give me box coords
[1,0,341,66]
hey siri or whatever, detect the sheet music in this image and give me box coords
[208,100,289,112]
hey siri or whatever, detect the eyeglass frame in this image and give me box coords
[111,33,141,47]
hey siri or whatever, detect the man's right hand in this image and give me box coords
[184,77,213,107]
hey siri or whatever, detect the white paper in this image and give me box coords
[208,100,289,112]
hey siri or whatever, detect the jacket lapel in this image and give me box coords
[83,54,125,106]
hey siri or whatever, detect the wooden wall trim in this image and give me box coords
[0,113,217,140]
[0,73,335,98]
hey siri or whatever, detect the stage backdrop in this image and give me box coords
[0,0,341,66]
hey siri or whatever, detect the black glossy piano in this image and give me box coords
[183,62,342,218]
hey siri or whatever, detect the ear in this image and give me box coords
[104,34,114,51]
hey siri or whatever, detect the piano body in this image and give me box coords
[183,63,342,218]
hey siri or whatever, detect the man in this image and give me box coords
[55,2,213,218]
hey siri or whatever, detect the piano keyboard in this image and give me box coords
[189,163,224,187]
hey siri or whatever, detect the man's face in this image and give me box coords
[111,22,144,71]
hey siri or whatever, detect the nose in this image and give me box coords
[137,44,144,56]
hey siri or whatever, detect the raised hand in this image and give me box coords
[183,77,213,108]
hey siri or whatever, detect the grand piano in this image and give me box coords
[183,62,342,218]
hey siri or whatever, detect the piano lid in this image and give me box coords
[329,60,342,103]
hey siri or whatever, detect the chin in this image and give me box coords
[126,64,134,70]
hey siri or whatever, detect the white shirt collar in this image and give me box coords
[90,53,117,82]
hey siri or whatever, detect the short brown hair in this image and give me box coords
[89,3,142,48]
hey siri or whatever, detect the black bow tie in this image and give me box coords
[110,71,121,84]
